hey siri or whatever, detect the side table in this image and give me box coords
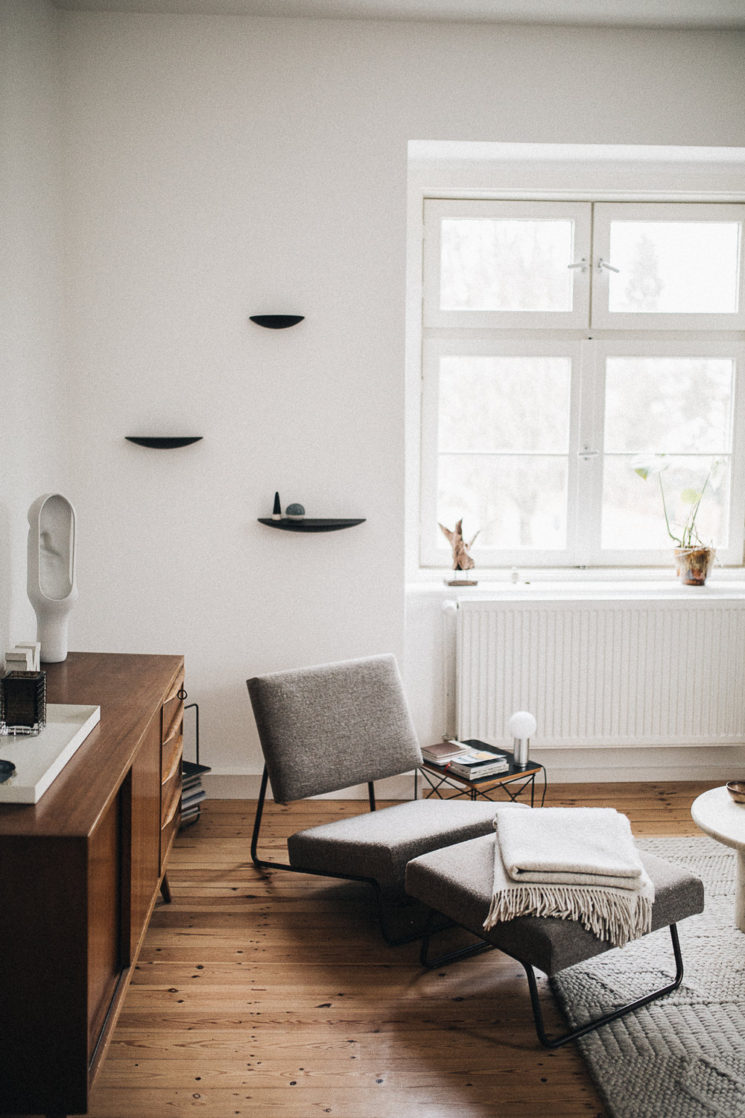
[417,740,547,807]
[691,785,745,930]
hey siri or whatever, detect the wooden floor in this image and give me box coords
[80,781,716,1118]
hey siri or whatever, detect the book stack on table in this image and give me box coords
[421,739,509,779]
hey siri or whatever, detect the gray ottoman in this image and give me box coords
[405,833,704,1047]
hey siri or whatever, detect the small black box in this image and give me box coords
[0,671,47,735]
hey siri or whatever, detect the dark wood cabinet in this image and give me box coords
[0,652,184,1117]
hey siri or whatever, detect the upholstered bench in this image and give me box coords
[405,832,704,1047]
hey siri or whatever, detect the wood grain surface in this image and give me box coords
[45,780,719,1118]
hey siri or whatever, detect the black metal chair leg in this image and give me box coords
[529,923,684,1049]
[250,766,431,945]
[371,884,461,947]
[251,766,280,868]
[416,912,685,1048]
[418,909,495,967]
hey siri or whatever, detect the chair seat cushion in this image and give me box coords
[287,799,507,891]
[405,833,704,975]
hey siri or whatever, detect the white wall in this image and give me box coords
[4,9,745,789]
[1,0,68,659]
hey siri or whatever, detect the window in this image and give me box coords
[424,201,591,327]
[420,198,745,569]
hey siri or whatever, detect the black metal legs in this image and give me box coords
[249,766,427,946]
[418,908,495,968]
[250,765,286,870]
[530,923,684,1049]
[418,917,685,1049]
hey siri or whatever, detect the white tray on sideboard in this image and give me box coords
[0,704,101,804]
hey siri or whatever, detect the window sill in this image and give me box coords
[407,568,745,601]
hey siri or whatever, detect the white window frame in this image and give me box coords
[408,145,745,575]
[420,335,584,568]
[423,199,592,330]
[580,336,745,568]
[421,334,745,569]
[591,202,745,331]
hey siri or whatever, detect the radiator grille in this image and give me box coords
[455,597,745,748]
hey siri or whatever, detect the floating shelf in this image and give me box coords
[125,436,203,449]
[249,315,304,330]
[258,518,366,533]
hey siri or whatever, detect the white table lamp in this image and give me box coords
[508,710,537,769]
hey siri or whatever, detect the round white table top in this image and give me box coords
[691,786,745,853]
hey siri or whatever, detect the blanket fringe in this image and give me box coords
[482,884,653,947]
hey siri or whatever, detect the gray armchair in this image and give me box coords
[246,653,498,942]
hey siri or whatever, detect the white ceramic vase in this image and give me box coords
[27,493,78,663]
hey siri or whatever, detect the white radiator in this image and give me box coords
[455,596,745,749]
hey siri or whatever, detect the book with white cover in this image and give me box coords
[448,758,510,778]
[0,704,101,804]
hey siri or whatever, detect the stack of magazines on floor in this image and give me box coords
[421,738,509,778]
[180,701,211,829]
[181,761,209,825]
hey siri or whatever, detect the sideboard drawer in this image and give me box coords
[161,670,185,749]
[160,668,184,872]
[161,747,182,827]
[161,786,181,866]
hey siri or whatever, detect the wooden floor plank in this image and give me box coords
[74,782,719,1118]
[86,1086,602,1117]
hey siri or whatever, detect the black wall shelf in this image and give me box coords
[249,315,304,330]
[125,436,203,449]
[258,518,366,533]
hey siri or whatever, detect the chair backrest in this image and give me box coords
[246,654,422,802]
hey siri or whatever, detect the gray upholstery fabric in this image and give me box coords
[247,654,422,802]
[288,799,507,891]
[405,833,704,975]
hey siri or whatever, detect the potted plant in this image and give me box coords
[633,455,718,585]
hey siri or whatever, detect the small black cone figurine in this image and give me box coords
[272,492,282,520]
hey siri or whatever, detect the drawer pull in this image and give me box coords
[163,746,182,785]
[162,789,181,828]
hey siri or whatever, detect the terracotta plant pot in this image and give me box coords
[674,546,715,586]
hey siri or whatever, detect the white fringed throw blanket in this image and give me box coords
[483,807,654,947]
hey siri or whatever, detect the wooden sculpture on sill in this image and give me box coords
[439,519,479,586]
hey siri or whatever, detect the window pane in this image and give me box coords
[607,221,741,314]
[438,455,567,549]
[439,356,571,453]
[440,218,575,312]
[604,356,734,454]
[602,455,730,550]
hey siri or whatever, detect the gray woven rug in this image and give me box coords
[552,835,745,1118]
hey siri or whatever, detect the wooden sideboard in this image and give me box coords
[0,651,185,1118]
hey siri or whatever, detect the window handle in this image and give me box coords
[578,447,599,460]
[567,257,588,271]
[597,257,620,273]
